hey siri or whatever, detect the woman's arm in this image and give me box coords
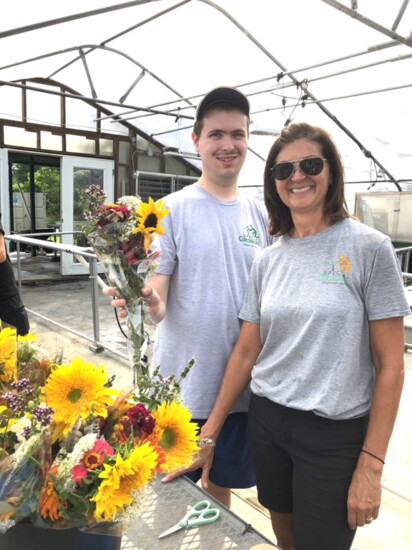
[347,316,405,529]
[162,320,262,488]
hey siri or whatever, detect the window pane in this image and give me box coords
[118,165,129,196]
[27,86,61,126]
[41,131,63,151]
[99,138,113,156]
[101,118,129,136]
[66,134,96,155]
[66,98,97,131]
[73,167,104,244]
[4,126,37,148]
[119,141,130,164]
[0,86,22,120]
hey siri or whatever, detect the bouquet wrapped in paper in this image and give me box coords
[0,328,198,535]
[83,185,169,385]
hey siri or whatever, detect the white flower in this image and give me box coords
[10,415,31,443]
[50,433,96,486]
[117,195,141,210]
[70,433,98,467]
[13,432,43,468]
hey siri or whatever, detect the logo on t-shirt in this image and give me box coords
[239,224,261,247]
[317,254,351,284]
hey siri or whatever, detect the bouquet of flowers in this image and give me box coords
[0,327,198,535]
[82,184,169,386]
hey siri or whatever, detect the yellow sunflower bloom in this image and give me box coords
[0,327,17,383]
[132,197,169,249]
[43,357,119,441]
[91,441,158,521]
[152,400,199,473]
[17,332,38,343]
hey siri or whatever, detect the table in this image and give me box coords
[120,476,278,549]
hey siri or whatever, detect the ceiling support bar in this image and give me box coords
[119,70,146,104]
[391,0,410,32]
[199,0,403,191]
[79,48,97,99]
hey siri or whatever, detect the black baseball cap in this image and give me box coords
[195,87,250,121]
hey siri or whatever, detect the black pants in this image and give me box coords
[248,394,369,550]
[0,293,30,335]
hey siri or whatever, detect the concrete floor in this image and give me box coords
[14,253,412,549]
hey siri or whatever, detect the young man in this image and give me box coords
[0,212,30,335]
[108,87,271,506]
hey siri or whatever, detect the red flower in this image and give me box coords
[127,403,155,435]
[71,439,114,483]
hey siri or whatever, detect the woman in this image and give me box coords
[196,122,410,550]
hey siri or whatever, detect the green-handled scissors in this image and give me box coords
[158,500,220,539]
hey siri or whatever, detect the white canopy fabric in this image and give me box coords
[1,0,411,205]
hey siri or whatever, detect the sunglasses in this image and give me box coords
[271,156,328,180]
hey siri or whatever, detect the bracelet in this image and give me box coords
[361,448,385,465]
[196,438,216,447]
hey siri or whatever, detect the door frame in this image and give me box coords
[0,149,10,236]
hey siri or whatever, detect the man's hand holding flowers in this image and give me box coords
[83,186,169,384]
[103,275,168,325]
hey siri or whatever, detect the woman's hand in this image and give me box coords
[347,452,383,529]
[161,431,216,493]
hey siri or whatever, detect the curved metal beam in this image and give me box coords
[197,0,403,191]
[0,1,160,39]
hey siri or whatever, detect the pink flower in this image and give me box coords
[71,439,114,483]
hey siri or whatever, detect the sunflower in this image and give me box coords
[91,441,158,521]
[43,357,119,441]
[0,327,17,384]
[132,197,169,249]
[152,400,199,473]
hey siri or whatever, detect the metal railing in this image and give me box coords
[5,232,127,360]
[396,245,412,284]
[6,233,412,354]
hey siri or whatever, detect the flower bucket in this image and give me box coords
[0,522,122,550]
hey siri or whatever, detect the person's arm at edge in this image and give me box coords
[162,320,262,492]
[102,273,171,322]
[347,316,405,529]
[0,231,7,262]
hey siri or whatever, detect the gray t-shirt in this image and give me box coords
[153,183,271,418]
[240,217,410,420]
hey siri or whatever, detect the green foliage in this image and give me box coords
[11,164,61,226]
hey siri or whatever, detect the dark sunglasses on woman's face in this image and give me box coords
[271,156,328,180]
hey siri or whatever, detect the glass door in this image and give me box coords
[61,156,114,275]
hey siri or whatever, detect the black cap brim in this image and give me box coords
[195,87,250,121]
